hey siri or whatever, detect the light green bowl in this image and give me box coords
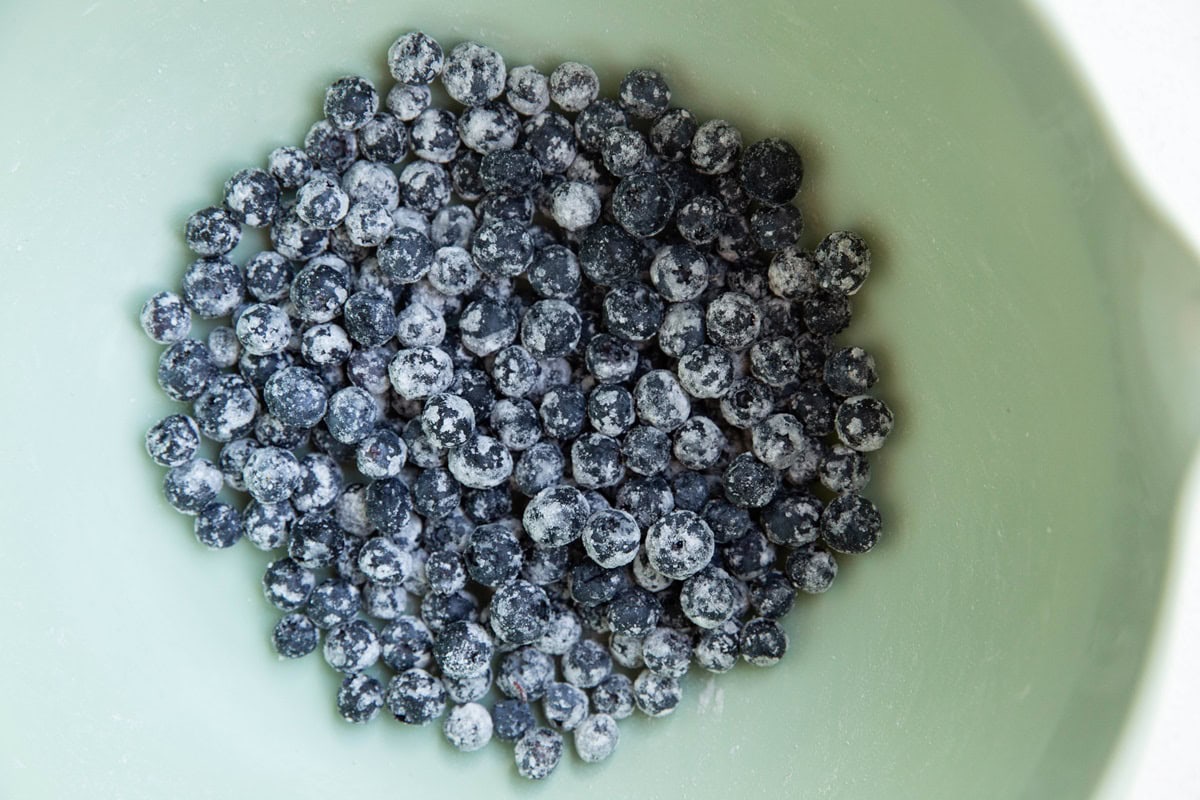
[1,1,1196,798]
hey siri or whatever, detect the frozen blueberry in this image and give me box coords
[478,149,542,197]
[676,345,734,400]
[522,484,589,548]
[583,334,638,385]
[704,292,760,351]
[270,204,329,262]
[267,146,313,191]
[587,385,634,437]
[459,297,518,356]
[816,443,873,494]
[523,111,576,174]
[749,570,796,620]
[231,303,290,357]
[306,577,360,629]
[402,417,445,470]
[591,673,635,720]
[739,617,788,667]
[746,337,799,389]
[570,96,624,152]
[162,457,222,516]
[604,278,672,338]
[471,219,534,278]
[193,502,242,549]
[353,428,405,479]
[511,441,562,497]
[273,612,319,658]
[239,255,291,307]
[649,244,708,302]
[191,372,256,442]
[722,452,779,509]
[355,112,409,164]
[543,682,589,732]
[670,472,709,514]
[718,377,773,430]
[145,414,201,467]
[534,385,583,441]
[491,346,539,399]
[750,203,803,252]
[244,500,295,551]
[415,393,472,450]
[489,579,550,645]
[362,477,413,538]
[141,291,192,344]
[412,468,460,519]
[354,536,410,586]
[294,174,349,232]
[814,230,871,295]
[835,395,894,452]
[618,68,670,119]
[633,670,681,717]
[567,561,622,608]
[221,168,281,230]
[790,380,838,437]
[322,619,381,673]
[290,260,348,323]
[387,346,453,401]
[386,668,447,725]
[600,127,647,178]
[722,528,777,581]
[441,41,506,106]
[425,247,479,298]
[612,172,675,238]
[739,137,804,206]
[181,256,244,320]
[571,433,625,490]
[676,194,724,246]
[750,413,808,470]
[801,290,852,336]
[336,673,384,724]
[204,326,239,369]
[495,646,555,702]
[433,619,494,679]
[658,301,706,358]
[619,428,670,477]
[447,432,513,489]
[785,544,839,593]
[489,699,534,744]
[515,299,580,360]
[406,108,458,164]
[760,490,822,547]
[525,245,579,300]
[420,549,465,596]
[559,639,611,689]
[515,727,564,780]
[607,587,662,637]
[380,615,434,671]
[641,627,692,678]
[694,622,740,673]
[823,347,878,398]
[398,160,451,214]
[821,493,881,554]
[766,246,816,300]
[458,101,521,155]
[262,366,327,429]
[323,75,378,131]
[185,206,241,257]
[240,446,300,504]
[305,119,359,172]
[680,565,739,629]
[690,119,742,176]
[579,224,642,287]
[420,587,479,635]
[465,522,523,587]
[371,228,433,287]
[644,509,715,581]
[214,437,256,491]
[634,370,691,432]
[543,61,597,113]
[440,702,493,752]
[429,206,476,251]
[506,64,550,116]
[387,31,444,84]
[286,513,341,569]
[325,386,377,445]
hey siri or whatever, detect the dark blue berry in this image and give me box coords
[492,699,536,742]
[264,366,328,428]
[338,673,384,723]
[145,413,201,467]
[273,613,319,658]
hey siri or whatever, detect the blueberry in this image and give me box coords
[386,668,447,725]
[491,346,539,399]
[790,380,838,437]
[585,334,639,384]
[447,432,513,489]
[680,565,738,629]
[181,256,244,320]
[760,489,822,547]
[270,204,329,262]
[412,468,461,519]
[388,346,453,400]
[587,385,635,437]
[380,615,434,671]
[162,458,222,515]
[519,299,582,360]
[337,673,384,724]
[506,65,550,116]
[442,41,506,107]
[273,613,319,658]
[440,702,493,752]
[185,206,241,257]
[398,161,452,214]
[739,617,788,667]
[418,393,474,450]
[570,433,625,489]
[574,97,627,152]
[387,31,444,85]
[590,673,635,719]
[579,224,642,287]
[750,413,808,470]
[821,493,881,554]
[719,377,774,430]
[750,203,803,251]
[514,727,564,780]
[670,472,709,514]
[621,427,671,477]
[607,587,662,637]
[267,146,313,190]
[801,290,852,336]
[650,244,708,302]
[705,291,761,351]
[835,395,894,452]
[145,413,201,467]
[471,219,534,278]
[489,579,550,645]
[522,484,589,548]
[254,413,309,450]
[618,68,670,119]
[633,670,681,717]
[676,194,724,246]
[458,101,522,155]
[244,500,295,551]
[242,446,300,503]
[767,246,817,300]
[534,385,583,441]
[785,544,839,593]
[141,291,192,344]
[641,627,692,678]
[814,230,871,295]
[643,509,715,581]
[465,523,523,587]
[432,619,494,679]
[676,345,734,400]
[694,622,740,673]
[657,301,706,358]
[459,297,518,356]
[409,107,459,163]
[193,502,242,549]
[496,646,555,702]
[634,369,691,432]
[325,386,377,444]
[749,571,797,620]
[816,443,873,494]
[304,120,358,173]
[323,619,382,673]
[287,513,342,569]
[395,302,446,348]
[690,119,741,175]
[263,366,327,429]
[512,441,564,497]
[290,260,348,323]
[527,245,581,300]
[612,172,675,238]
[493,699,536,743]
[600,127,648,178]
[523,111,576,174]
[722,529,776,581]
[307,577,360,629]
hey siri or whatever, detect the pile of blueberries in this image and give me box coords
[141,30,894,779]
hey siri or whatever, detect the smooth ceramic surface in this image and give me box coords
[1,1,1196,798]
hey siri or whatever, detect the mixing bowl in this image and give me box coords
[1,1,1197,797]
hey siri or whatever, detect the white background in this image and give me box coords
[1030,2,1200,797]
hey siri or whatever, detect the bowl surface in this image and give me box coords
[0,1,1196,798]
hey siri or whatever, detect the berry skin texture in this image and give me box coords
[338,674,384,724]
[145,414,201,467]
[515,727,564,780]
[386,668,447,725]
[814,231,872,295]
[821,493,882,554]
[523,485,590,548]
[739,138,804,206]
[141,291,192,344]
[443,702,494,751]
[835,395,895,452]
[644,510,715,581]
[388,31,444,85]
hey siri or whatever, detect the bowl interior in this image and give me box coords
[0,1,1194,798]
